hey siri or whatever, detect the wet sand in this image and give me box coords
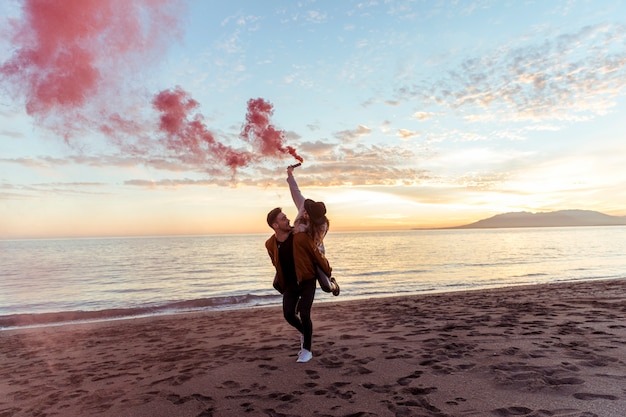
[1,279,625,417]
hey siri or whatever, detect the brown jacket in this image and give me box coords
[266,231,332,292]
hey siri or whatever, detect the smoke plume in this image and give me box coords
[1,0,302,175]
[153,87,254,170]
[241,98,303,163]
[0,0,182,117]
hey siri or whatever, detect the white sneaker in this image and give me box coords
[296,349,313,363]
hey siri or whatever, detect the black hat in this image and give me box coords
[304,199,327,225]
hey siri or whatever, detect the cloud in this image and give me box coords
[298,140,337,157]
[455,171,511,190]
[0,129,25,139]
[1,157,40,168]
[33,182,106,188]
[0,179,110,200]
[400,23,626,124]
[412,111,437,121]
[334,125,372,142]
[397,129,420,140]
[124,178,217,188]
[305,10,328,24]
[116,138,432,189]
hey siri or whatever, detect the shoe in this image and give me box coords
[296,349,313,363]
[330,277,340,296]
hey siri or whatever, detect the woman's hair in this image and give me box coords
[303,198,328,242]
[308,216,329,244]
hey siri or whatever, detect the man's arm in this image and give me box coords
[293,232,332,278]
[266,236,284,293]
[265,236,278,268]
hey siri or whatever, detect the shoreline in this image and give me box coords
[2,277,622,331]
[1,279,625,416]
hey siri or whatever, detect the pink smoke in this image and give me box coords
[1,1,303,173]
[153,87,254,170]
[241,98,303,163]
[0,0,182,116]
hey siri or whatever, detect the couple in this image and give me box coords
[265,165,340,363]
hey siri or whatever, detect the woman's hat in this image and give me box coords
[304,199,327,225]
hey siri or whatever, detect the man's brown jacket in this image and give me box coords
[265,231,332,293]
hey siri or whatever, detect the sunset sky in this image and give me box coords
[2,0,626,239]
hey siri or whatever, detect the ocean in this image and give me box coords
[1,227,625,329]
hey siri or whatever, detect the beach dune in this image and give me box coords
[1,279,625,417]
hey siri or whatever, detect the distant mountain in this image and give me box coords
[450,210,626,229]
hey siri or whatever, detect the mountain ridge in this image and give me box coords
[438,209,626,229]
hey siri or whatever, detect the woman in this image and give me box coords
[287,165,340,296]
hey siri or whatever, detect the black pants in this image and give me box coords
[282,278,316,351]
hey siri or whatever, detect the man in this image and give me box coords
[266,207,332,363]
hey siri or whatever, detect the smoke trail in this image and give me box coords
[152,87,254,170]
[0,0,182,119]
[1,1,303,174]
[241,98,303,163]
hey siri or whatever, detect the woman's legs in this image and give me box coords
[316,265,340,295]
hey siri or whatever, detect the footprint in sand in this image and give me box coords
[317,381,356,401]
[445,397,467,405]
[165,393,214,406]
[397,370,423,386]
[341,365,373,376]
[573,392,618,400]
[305,369,320,380]
[493,406,603,416]
[319,356,343,368]
[220,380,240,389]
[492,406,533,416]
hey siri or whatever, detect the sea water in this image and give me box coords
[1,227,625,328]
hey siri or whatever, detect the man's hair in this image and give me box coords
[267,207,282,228]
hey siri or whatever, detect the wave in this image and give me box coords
[0,293,281,330]
[352,269,429,277]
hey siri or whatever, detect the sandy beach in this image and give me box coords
[1,279,625,417]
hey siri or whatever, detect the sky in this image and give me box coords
[2,0,626,239]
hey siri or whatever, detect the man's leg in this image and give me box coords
[283,288,303,333]
[297,279,316,351]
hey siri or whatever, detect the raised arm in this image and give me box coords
[287,166,306,221]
